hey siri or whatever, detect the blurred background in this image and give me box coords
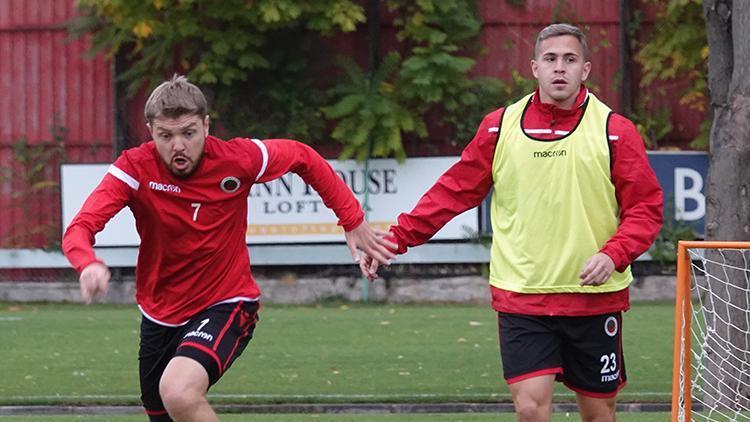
[0,0,706,256]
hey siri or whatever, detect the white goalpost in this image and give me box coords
[672,241,750,421]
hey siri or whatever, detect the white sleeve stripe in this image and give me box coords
[488,127,499,133]
[608,135,620,141]
[250,138,268,181]
[108,165,139,190]
[525,128,553,134]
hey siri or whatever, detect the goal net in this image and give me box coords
[673,241,750,422]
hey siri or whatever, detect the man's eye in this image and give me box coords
[160,133,170,139]
[185,131,194,137]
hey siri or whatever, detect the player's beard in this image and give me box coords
[169,153,202,178]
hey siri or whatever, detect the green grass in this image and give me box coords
[0,302,675,407]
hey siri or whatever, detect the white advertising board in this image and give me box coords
[61,157,479,247]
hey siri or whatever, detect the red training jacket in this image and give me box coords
[63,136,364,325]
[390,87,663,316]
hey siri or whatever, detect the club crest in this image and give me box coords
[220,176,241,193]
[604,316,618,337]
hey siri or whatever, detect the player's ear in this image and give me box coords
[581,61,592,82]
[530,59,539,79]
[203,115,210,136]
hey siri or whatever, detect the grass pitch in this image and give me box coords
[0,301,674,408]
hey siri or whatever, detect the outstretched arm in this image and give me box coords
[389,111,500,253]
[345,222,394,266]
[360,110,503,279]
[63,166,132,302]
[256,139,396,265]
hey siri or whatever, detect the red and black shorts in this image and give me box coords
[497,311,626,398]
[138,300,259,420]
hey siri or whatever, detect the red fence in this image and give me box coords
[477,0,625,108]
[0,0,113,248]
[475,0,702,145]
[0,0,704,249]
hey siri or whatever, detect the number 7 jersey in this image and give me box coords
[63,136,364,326]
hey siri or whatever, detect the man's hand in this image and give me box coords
[345,221,397,267]
[79,262,111,304]
[579,253,615,286]
[359,253,381,282]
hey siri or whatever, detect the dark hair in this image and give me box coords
[144,74,208,123]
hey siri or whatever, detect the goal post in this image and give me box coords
[672,240,750,422]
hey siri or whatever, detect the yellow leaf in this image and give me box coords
[412,12,423,26]
[132,21,153,38]
[379,81,394,94]
[153,0,166,10]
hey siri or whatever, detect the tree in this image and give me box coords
[73,0,506,161]
[634,0,708,148]
[700,0,750,410]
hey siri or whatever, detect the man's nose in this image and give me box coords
[172,136,187,151]
[554,59,565,71]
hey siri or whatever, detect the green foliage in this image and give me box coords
[650,201,697,265]
[0,125,67,249]
[693,118,711,149]
[326,0,511,160]
[74,0,365,87]
[74,0,509,160]
[634,0,708,148]
[323,53,425,162]
[630,94,673,149]
[636,0,706,96]
[391,0,481,112]
[209,31,329,140]
[72,0,364,142]
[447,71,535,145]
[497,70,537,104]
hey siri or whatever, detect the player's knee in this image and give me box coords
[159,376,202,416]
[579,402,615,422]
[580,410,615,422]
[514,399,550,422]
[515,405,546,422]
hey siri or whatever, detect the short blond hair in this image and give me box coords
[534,23,589,61]
[144,74,208,123]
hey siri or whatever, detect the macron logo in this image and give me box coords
[533,150,567,159]
[149,181,182,193]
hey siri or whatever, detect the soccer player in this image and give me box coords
[62,74,396,422]
[361,24,663,422]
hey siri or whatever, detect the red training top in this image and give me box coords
[63,136,364,325]
[390,87,663,316]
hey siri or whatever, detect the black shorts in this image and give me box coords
[138,300,259,420]
[497,312,626,397]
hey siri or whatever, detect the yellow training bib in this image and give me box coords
[488,93,632,293]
